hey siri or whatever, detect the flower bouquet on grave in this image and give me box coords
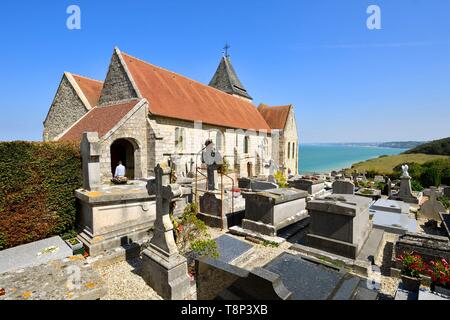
[427,258,450,296]
[231,187,241,198]
[396,252,427,292]
[111,176,128,185]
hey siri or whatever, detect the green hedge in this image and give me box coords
[0,141,82,250]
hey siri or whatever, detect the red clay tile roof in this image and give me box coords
[59,100,140,141]
[71,74,104,108]
[121,52,271,131]
[257,104,292,130]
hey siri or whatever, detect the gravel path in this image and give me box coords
[94,258,162,300]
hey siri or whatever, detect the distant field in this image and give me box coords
[349,153,450,174]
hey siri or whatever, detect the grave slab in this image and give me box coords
[0,236,72,275]
[214,235,253,264]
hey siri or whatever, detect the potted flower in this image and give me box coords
[65,237,84,255]
[396,252,427,292]
[231,187,241,198]
[427,258,450,297]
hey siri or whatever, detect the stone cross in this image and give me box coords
[202,142,222,191]
[268,159,277,184]
[141,164,191,300]
[80,132,101,191]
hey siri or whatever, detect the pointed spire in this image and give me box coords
[209,46,252,100]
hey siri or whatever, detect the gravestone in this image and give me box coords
[0,236,72,274]
[263,253,377,300]
[444,186,450,199]
[383,178,392,197]
[80,132,101,191]
[391,165,419,204]
[242,188,309,236]
[141,165,191,300]
[306,194,372,259]
[214,235,253,263]
[198,192,245,229]
[332,180,355,195]
[196,257,292,300]
[420,187,446,221]
[288,177,325,196]
[268,159,277,184]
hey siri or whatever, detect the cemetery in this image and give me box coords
[1,136,450,301]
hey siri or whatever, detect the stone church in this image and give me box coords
[43,47,299,182]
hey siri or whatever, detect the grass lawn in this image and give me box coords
[348,153,450,174]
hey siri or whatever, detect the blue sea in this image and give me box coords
[298,144,407,174]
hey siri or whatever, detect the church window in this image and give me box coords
[288,142,291,159]
[244,136,250,154]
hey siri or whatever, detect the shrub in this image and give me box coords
[411,180,424,192]
[0,141,82,249]
[274,170,288,188]
[438,196,450,210]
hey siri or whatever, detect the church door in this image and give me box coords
[110,139,136,179]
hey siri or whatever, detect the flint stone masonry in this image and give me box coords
[97,49,138,106]
[0,236,72,275]
[75,180,156,256]
[306,194,372,259]
[44,74,89,141]
[242,188,308,236]
[0,257,107,300]
[332,180,355,195]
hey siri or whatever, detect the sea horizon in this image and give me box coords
[298,143,407,174]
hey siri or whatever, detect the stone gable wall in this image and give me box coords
[277,108,299,175]
[97,51,138,106]
[43,75,88,141]
[98,103,148,182]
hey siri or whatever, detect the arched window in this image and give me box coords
[288,142,291,159]
[216,131,223,152]
[244,136,250,154]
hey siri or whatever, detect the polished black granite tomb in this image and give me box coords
[263,253,378,300]
[215,234,253,263]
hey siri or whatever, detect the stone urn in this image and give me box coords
[401,274,421,292]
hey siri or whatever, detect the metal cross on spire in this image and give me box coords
[223,43,230,57]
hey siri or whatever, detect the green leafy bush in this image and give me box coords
[439,196,450,210]
[0,141,82,249]
[274,170,288,188]
[411,180,424,192]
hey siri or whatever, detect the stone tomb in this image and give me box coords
[76,181,156,256]
[288,177,326,196]
[238,177,278,192]
[241,188,308,237]
[198,192,246,229]
[306,194,372,259]
[263,253,378,300]
[0,236,72,274]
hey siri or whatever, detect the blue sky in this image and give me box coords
[0,0,449,143]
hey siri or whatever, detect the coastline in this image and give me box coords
[298,144,407,174]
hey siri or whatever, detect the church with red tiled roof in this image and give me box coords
[43,47,299,180]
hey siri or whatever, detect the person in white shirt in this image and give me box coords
[114,161,126,178]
